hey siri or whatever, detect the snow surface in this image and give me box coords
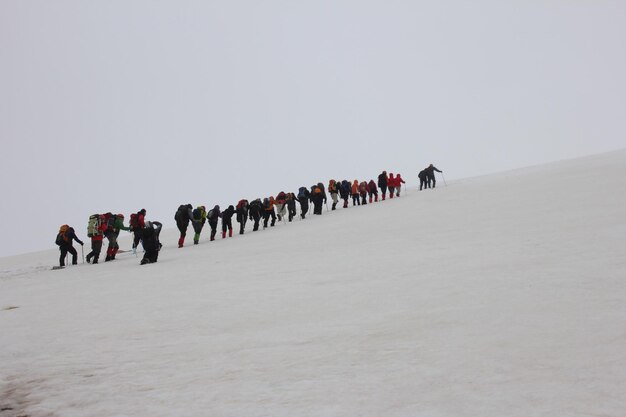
[1,151,626,417]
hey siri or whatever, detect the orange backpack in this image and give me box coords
[55,225,70,245]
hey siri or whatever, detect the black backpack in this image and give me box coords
[175,205,187,221]
[250,200,261,211]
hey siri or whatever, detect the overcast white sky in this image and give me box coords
[2,1,625,258]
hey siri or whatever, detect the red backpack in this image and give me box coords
[130,213,139,230]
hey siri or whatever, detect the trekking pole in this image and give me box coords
[325,202,329,212]
[441,173,448,186]
[81,245,85,264]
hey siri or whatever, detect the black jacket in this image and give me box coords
[221,206,235,221]
[142,222,162,252]
[378,173,388,188]
[423,166,442,177]
[249,200,263,219]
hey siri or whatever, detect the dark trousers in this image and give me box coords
[250,213,261,231]
[300,203,309,218]
[360,193,367,205]
[222,218,233,232]
[237,214,247,234]
[209,220,218,240]
[193,221,204,243]
[86,239,103,263]
[428,175,436,188]
[313,203,322,215]
[288,205,297,221]
[263,210,276,227]
[352,194,360,206]
[141,249,159,264]
[132,229,143,249]
[177,221,189,236]
[59,245,78,266]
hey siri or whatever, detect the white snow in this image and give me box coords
[1,150,626,417]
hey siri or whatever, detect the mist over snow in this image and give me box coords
[1,150,625,417]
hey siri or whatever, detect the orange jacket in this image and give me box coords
[351,180,359,194]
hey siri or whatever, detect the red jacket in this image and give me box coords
[396,174,405,186]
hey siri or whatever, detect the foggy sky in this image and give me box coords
[2,1,625,257]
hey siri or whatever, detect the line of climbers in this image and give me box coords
[55,165,442,268]
[173,171,408,248]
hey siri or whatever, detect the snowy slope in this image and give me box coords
[1,150,626,417]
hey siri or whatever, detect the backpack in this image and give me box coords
[174,205,186,221]
[104,214,116,231]
[192,208,202,220]
[297,187,307,199]
[236,199,248,210]
[87,214,101,237]
[262,198,270,209]
[55,225,70,246]
[110,215,117,229]
[130,213,139,230]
